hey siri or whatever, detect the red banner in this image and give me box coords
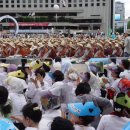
[9,22,49,27]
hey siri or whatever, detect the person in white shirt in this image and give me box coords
[82,72,101,97]
[97,91,130,130]
[42,63,53,86]
[68,101,101,130]
[11,103,42,130]
[107,66,124,99]
[119,59,130,80]
[26,69,50,107]
[124,31,130,57]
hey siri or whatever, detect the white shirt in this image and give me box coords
[97,115,130,130]
[120,70,130,80]
[110,78,121,93]
[74,125,95,130]
[89,72,101,97]
[124,36,130,54]
[26,81,50,106]
[9,93,27,116]
[44,73,53,86]
[0,72,7,86]
[25,127,38,130]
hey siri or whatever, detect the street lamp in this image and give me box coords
[53,4,60,33]
[54,4,60,23]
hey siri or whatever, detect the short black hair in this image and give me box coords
[22,103,42,123]
[75,82,91,96]
[79,116,95,126]
[55,57,62,63]
[0,57,6,63]
[35,69,46,78]
[42,63,50,72]
[52,70,64,82]
[51,117,74,130]
[0,86,12,116]
[83,72,91,82]
[113,66,124,78]
[122,59,130,70]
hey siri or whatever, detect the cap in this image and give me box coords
[29,60,42,70]
[8,70,25,78]
[68,102,101,117]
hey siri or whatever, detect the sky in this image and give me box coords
[115,0,130,19]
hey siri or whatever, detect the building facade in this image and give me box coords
[115,1,125,29]
[0,0,114,34]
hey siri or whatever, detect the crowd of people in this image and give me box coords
[0,54,130,130]
[0,33,127,62]
[0,31,130,130]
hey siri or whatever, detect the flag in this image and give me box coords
[61,0,66,7]
[31,12,35,16]
[28,12,32,16]
[15,13,22,18]
[28,12,35,16]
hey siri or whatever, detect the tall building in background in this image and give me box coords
[115,1,125,29]
[0,0,114,35]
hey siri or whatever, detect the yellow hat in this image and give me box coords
[29,60,42,70]
[8,70,25,78]
[0,63,10,68]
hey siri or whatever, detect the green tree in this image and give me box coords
[127,21,130,29]
[115,27,124,34]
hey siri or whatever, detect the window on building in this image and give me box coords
[23,5,26,7]
[91,3,94,6]
[97,3,100,6]
[79,0,82,2]
[23,0,26,3]
[28,4,31,7]
[11,5,14,8]
[68,4,71,7]
[51,4,54,7]
[74,4,77,7]
[40,4,43,7]
[28,0,31,3]
[51,0,54,3]
[97,0,100,1]
[85,0,88,2]
[79,4,82,7]
[57,0,60,3]
[17,0,20,3]
[0,5,3,7]
[103,3,105,6]
[102,0,105,1]
[45,0,48,3]
[91,0,94,2]
[39,0,43,3]
[17,5,20,7]
[34,0,37,3]
[34,4,37,7]
[74,0,77,3]
[11,0,14,3]
[0,0,2,3]
[6,0,9,3]
[45,4,48,7]
[6,5,9,8]
[68,0,72,3]
[85,3,88,6]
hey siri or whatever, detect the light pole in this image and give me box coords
[54,4,60,33]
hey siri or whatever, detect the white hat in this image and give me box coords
[53,62,61,71]
[5,76,27,93]
[68,73,78,81]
